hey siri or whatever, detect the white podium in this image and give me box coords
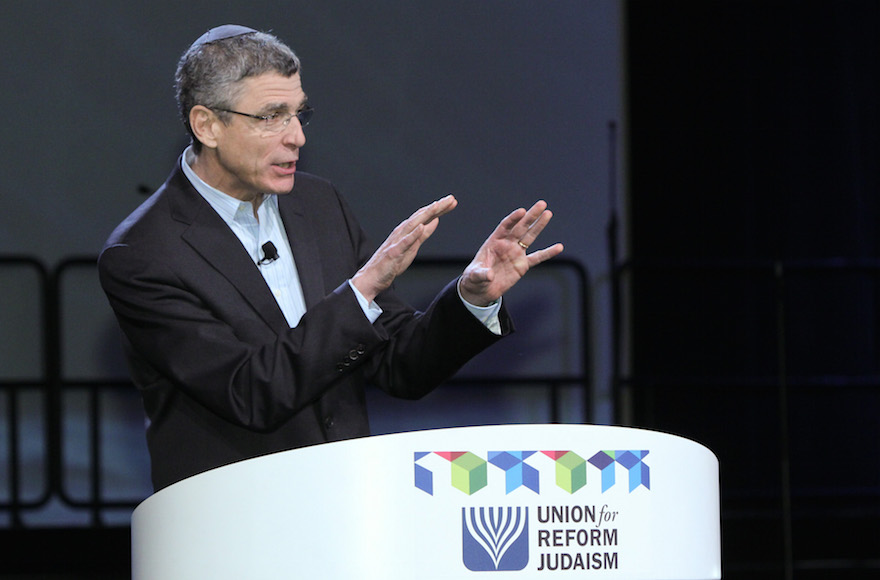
[131,424,721,579]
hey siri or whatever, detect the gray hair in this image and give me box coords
[174,31,301,152]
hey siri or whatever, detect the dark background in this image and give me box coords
[627,1,879,578]
[2,1,880,578]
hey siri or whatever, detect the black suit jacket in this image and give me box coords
[98,157,511,490]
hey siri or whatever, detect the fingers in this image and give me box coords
[519,210,553,249]
[400,217,439,253]
[411,194,457,226]
[526,242,565,266]
[494,200,555,250]
[494,207,529,237]
[518,200,551,239]
[381,195,454,252]
[387,195,456,248]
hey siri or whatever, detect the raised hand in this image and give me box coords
[458,200,564,306]
[352,195,458,302]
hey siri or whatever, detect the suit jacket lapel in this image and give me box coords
[168,167,291,333]
[279,190,325,308]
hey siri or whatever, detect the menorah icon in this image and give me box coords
[462,506,529,571]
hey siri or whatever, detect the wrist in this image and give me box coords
[351,271,379,303]
[457,277,495,308]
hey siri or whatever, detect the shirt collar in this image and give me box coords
[181,146,278,226]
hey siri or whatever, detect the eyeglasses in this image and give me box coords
[214,106,314,134]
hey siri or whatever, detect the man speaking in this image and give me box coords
[98,25,563,491]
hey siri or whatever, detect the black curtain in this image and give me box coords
[626,2,879,577]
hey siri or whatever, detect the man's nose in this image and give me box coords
[281,119,306,147]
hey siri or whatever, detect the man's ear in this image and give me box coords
[189,105,221,149]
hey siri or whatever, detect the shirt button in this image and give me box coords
[324,415,335,429]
